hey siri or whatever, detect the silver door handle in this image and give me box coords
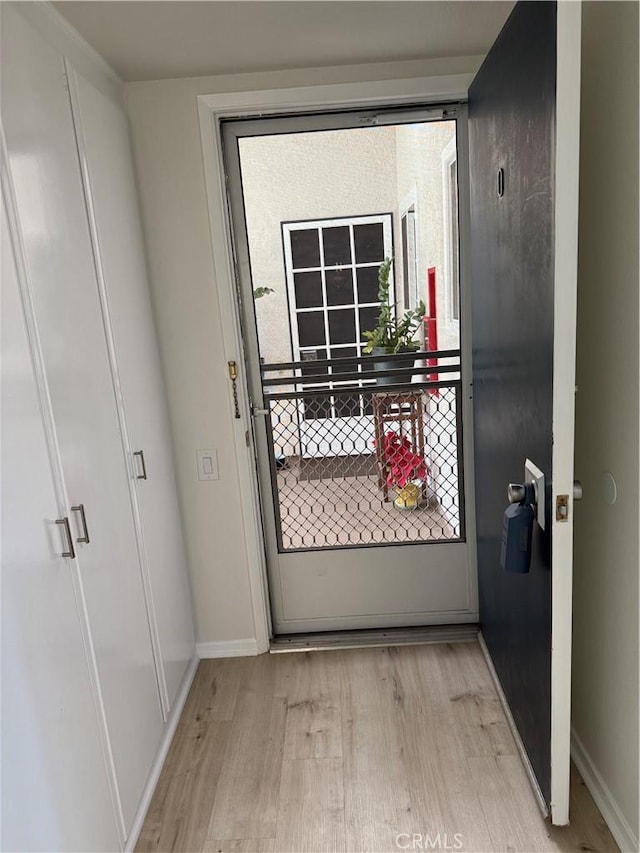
[252,408,269,417]
[71,503,90,544]
[133,450,147,480]
[508,483,526,504]
[56,517,76,559]
[510,481,583,505]
[507,483,536,505]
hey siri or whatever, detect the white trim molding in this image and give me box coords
[478,632,549,818]
[550,0,582,826]
[440,135,460,333]
[197,639,260,659]
[196,73,475,655]
[571,729,639,853]
[124,655,199,852]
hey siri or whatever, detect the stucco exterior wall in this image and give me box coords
[395,122,458,352]
[239,122,459,365]
[239,127,398,364]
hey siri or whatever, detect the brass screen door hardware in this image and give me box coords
[228,361,241,419]
[556,494,569,521]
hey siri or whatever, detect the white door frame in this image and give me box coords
[550,1,582,825]
[197,73,475,652]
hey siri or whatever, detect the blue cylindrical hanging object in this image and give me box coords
[500,501,534,573]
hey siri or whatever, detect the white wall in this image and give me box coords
[123,18,638,843]
[124,56,482,645]
[571,2,639,848]
[395,121,457,349]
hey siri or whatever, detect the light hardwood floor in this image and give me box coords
[136,643,618,853]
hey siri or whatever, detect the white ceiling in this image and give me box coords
[54,1,514,83]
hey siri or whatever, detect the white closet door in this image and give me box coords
[1,7,163,833]
[1,189,120,852]
[67,65,195,709]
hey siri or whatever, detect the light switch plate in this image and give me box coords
[196,449,218,481]
[525,458,545,530]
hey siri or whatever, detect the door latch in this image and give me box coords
[227,360,241,419]
[251,404,269,417]
[556,494,569,522]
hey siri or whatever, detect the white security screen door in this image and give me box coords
[222,106,476,635]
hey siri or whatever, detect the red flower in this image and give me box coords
[373,430,428,489]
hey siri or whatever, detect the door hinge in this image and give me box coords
[555,494,569,522]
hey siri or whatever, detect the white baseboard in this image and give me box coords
[124,654,199,852]
[196,638,259,658]
[570,728,639,853]
[478,631,549,818]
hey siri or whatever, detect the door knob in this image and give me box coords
[508,483,535,505]
[508,483,525,504]
[511,480,582,505]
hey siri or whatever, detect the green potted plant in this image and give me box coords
[362,258,426,386]
[253,286,275,299]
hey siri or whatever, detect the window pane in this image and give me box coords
[330,346,358,374]
[297,312,326,347]
[359,306,379,342]
[294,271,323,308]
[328,309,356,344]
[322,226,351,266]
[360,345,377,374]
[354,222,385,263]
[356,266,379,303]
[290,229,320,268]
[325,268,354,306]
[300,349,327,376]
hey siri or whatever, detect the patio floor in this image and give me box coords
[276,466,457,550]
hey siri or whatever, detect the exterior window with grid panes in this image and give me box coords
[282,214,393,456]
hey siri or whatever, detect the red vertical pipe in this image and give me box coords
[425,267,439,395]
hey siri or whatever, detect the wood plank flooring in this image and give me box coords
[136,643,618,853]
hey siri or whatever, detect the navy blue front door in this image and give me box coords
[469,0,558,809]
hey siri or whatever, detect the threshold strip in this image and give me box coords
[269,623,479,654]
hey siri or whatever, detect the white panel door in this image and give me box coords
[1,6,163,833]
[67,63,195,711]
[1,186,120,852]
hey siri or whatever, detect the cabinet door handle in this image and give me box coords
[56,517,76,559]
[71,503,90,544]
[133,450,147,480]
